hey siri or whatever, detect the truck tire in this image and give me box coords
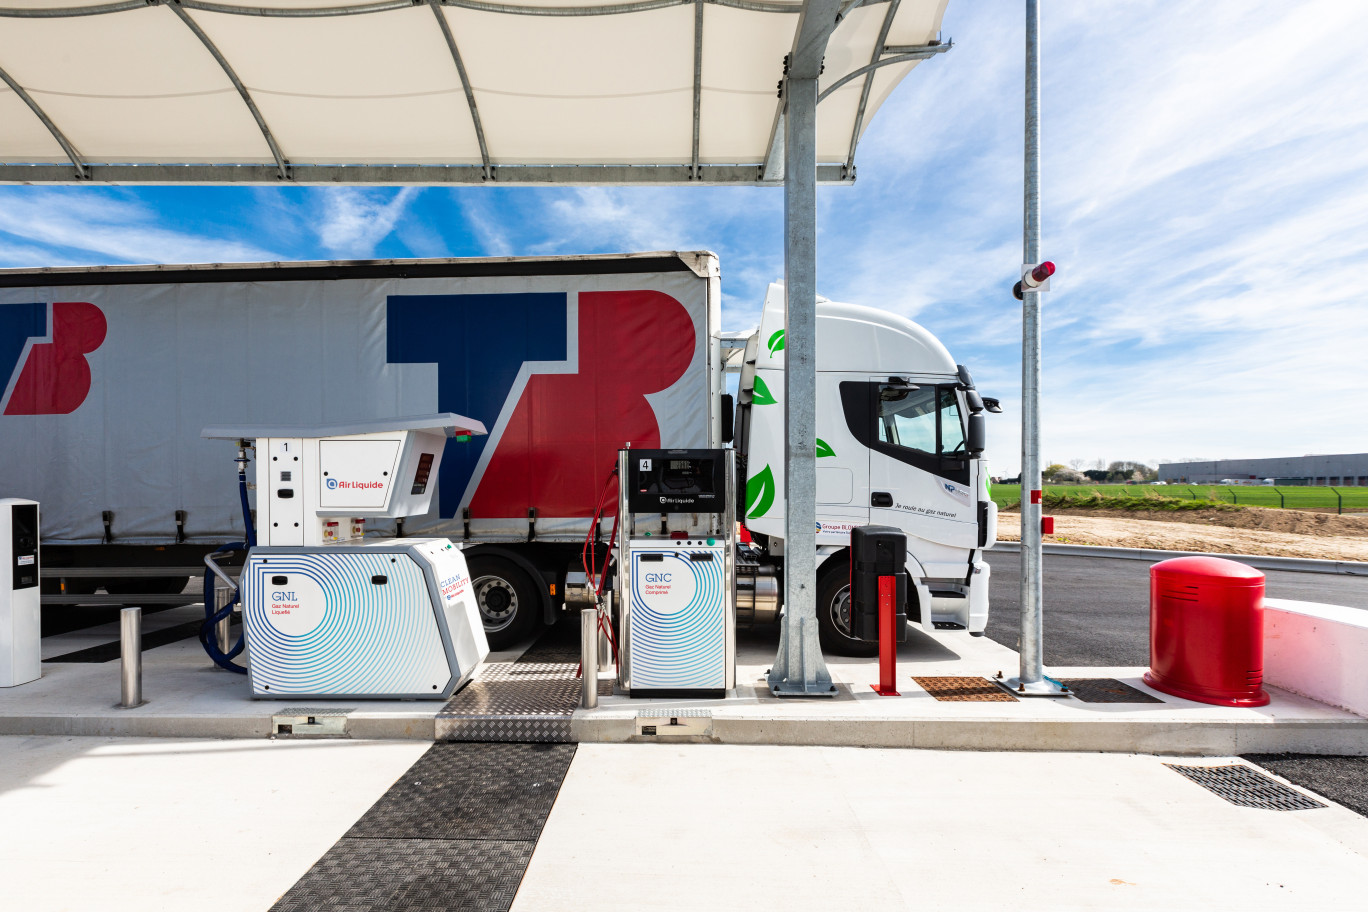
[466,556,540,650]
[815,559,878,657]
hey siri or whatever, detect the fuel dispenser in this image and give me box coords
[202,415,491,700]
[1,498,40,688]
[850,525,907,695]
[616,448,736,697]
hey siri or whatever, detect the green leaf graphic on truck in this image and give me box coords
[767,329,786,356]
[815,438,835,458]
[750,375,777,405]
[746,465,776,518]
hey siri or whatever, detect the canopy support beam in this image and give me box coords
[0,162,853,185]
[428,0,493,181]
[817,43,950,103]
[169,2,291,181]
[690,0,703,180]
[842,0,898,178]
[768,0,842,698]
[0,62,89,180]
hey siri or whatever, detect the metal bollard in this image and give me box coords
[120,606,143,707]
[214,584,233,654]
[580,608,598,709]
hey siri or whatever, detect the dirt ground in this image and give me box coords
[997,506,1368,561]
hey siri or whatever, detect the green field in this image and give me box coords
[989,484,1368,513]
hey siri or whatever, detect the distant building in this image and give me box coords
[1158,454,1368,486]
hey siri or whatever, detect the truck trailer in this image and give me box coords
[0,251,997,656]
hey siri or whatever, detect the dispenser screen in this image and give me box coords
[627,449,726,513]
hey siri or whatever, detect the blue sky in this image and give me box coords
[3,1,1366,475]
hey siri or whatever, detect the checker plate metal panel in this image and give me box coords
[1059,678,1164,704]
[269,838,533,912]
[1166,764,1328,811]
[438,623,588,742]
[347,743,575,842]
[914,676,1019,702]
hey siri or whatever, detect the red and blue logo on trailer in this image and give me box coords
[0,301,106,415]
[387,289,696,521]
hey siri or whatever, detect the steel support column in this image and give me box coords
[768,0,841,697]
[1005,0,1063,697]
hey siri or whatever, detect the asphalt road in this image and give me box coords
[983,550,1368,666]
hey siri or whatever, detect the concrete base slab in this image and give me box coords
[572,627,1368,755]
[4,612,1365,755]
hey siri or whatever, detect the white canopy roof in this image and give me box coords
[0,0,949,185]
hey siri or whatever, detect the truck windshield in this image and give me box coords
[878,385,964,456]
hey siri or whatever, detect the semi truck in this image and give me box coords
[0,251,997,656]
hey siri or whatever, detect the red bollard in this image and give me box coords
[871,574,900,696]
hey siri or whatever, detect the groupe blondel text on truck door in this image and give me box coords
[0,252,998,655]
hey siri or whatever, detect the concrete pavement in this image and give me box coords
[518,744,1368,912]
[3,735,1365,912]
[0,735,428,912]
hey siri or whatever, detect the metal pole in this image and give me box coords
[768,67,835,697]
[120,606,142,707]
[1007,0,1064,698]
[215,585,233,654]
[580,608,599,709]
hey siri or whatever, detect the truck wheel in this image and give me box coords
[816,560,878,657]
[466,556,540,650]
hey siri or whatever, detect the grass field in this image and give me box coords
[989,484,1368,512]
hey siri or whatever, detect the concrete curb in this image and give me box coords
[991,540,1368,576]
[0,711,439,740]
[568,712,1368,756]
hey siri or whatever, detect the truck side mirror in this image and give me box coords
[721,393,735,444]
[966,412,986,456]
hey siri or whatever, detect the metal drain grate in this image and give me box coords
[913,676,1019,702]
[1166,764,1328,811]
[1059,678,1164,704]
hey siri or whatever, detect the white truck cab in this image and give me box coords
[729,284,997,655]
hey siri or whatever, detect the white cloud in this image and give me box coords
[0,190,277,266]
[315,187,420,256]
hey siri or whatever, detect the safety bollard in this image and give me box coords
[214,584,233,655]
[120,606,143,707]
[872,576,900,696]
[580,608,598,709]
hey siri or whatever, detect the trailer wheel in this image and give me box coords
[466,556,539,650]
[816,559,878,657]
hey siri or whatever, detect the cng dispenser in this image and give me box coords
[201,414,491,700]
[616,448,736,697]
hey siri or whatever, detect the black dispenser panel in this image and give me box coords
[10,502,39,590]
[626,449,726,514]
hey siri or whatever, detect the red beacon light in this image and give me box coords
[1013,260,1056,300]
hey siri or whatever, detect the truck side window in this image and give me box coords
[877,386,938,455]
[839,380,971,485]
[938,387,966,455]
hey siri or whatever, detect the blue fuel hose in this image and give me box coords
[199,463,255,673]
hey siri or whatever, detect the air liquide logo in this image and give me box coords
[1,301,106,415]
[328,479,384,491]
